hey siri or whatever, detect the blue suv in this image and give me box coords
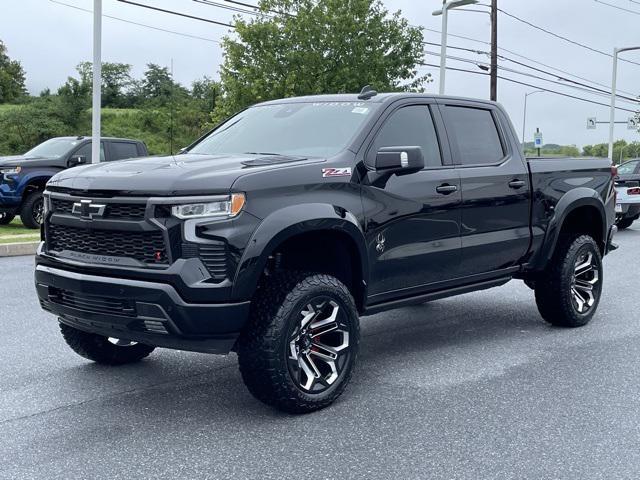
[0,136,148,228]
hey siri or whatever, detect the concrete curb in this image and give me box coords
[0,242,39,257]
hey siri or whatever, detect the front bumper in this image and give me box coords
[0,185,21,213]
[35,264,251,354]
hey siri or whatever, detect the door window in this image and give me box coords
[618,160,639,174]
[444,106,505,165]
[72,142,105,162]
[110,142,139,161]
[371,105,443,168]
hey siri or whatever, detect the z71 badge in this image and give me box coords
[322,167,352,178]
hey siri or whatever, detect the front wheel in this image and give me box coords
[59,323,156,365]
[0,212,15,225]
[20,191,44,229]
[237,272,360,414]
[535,235,603,328]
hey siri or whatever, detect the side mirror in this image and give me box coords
[374,146,424,175]
[67,155,87,167]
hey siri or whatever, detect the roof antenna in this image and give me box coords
[358,85,378,100]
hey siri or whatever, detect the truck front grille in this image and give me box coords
[47,224,168,264]
[51,199,147,220]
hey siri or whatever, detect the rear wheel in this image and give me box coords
[0,212,15,225]
[59,322,155,365]
[534,235,603,327]
[237,272,360,414]
[20,191,44,229]
[616,217,634,230]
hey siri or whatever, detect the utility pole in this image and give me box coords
[490,0,498,101]
[91,0,102,164]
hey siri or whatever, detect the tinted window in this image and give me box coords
[73,142,105,162]
[445,106,504,165]
[371,105,442,168]
[617,160,639,175]
[110,142,139,161]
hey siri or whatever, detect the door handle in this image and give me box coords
[508,179,526,189]
[436,184,458,194]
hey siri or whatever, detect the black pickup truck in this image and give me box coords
[35,93,616,413]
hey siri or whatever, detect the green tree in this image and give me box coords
[140,64,187,104]
[57,75,91,129]
[213,0,427,121]
[0,40,27,103]
[75,61,134,108]
[191,76,221,113]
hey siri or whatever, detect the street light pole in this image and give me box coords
[522,90,544,147]
[490,0,498,101]
[608,46,640,162]
[92,0,102,164]
[433,0,479,95]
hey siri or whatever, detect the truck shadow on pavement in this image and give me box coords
[62,283,561,419]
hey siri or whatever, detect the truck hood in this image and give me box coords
[47,153,317,196]
[0,155,66,168]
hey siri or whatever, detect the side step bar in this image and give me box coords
[363,277,511,316]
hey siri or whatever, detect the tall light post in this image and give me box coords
[433,0,479,95]
[92,0,102,164]
[522,90,544,147]
[608,46,640,162]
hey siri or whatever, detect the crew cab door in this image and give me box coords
[439,101,531,276]
[360,101,462,300]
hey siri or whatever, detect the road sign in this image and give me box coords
[534,131,544,148]
[629,117,638,130]
[587,117,597,129]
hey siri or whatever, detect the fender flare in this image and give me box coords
[538,187,606,267]
[16,172,55,199]
[231,203,368,301]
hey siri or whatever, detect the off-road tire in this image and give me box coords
[237,272,360,414]
[0,212,15,225]
[20,191,44,229]
[535,235,603,328]
[616,217,634,230]
[59,322,155,365]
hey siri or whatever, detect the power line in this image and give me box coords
[423,50,640,106]
[116,0,234,28]
[49,0,221,43]
[221,0,293,17]
[594,0,640,15]
[422,40,640,103]
[422,29,638,98]
[418,62,639,113]
[193,0,267,17]
[117,0,640,104]
[495,6,640,67]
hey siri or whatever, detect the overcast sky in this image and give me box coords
[2,0,639,148]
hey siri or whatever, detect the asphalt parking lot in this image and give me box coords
[2,226,640,479]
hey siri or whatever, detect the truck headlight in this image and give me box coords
[0,167,21,175]
[171,193,245,219]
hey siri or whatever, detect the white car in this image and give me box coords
[615,182,640,229]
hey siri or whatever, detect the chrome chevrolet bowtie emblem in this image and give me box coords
[72,199,106,219]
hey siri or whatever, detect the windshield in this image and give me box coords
[189,102,378,158]
[24,138,82,158]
